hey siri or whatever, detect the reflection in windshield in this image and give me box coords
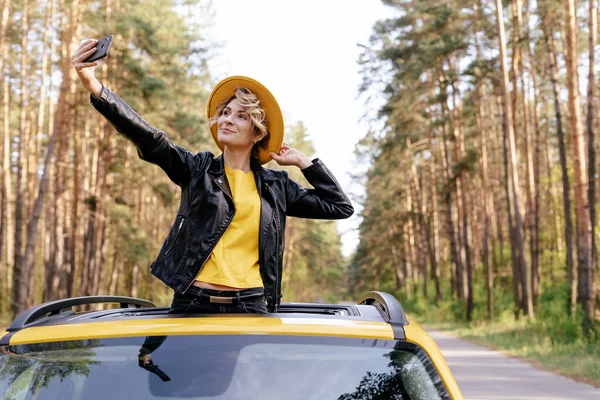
[0,340,98,399]
[0,335,449,399]
[338,342,449,400]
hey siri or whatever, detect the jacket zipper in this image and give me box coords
[267,184,280,312]
[274,215,280,312]
[164,217,186,255]
[182,179,235,294]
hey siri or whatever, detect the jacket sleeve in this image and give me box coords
[285,158,354,219]
[90,86,203,186]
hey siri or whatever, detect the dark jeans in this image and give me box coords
[169,286,268,314]
[139,287,267,369]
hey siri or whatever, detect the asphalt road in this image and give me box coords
[425,328,600,400]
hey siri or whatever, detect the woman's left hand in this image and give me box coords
[270,144,313,169]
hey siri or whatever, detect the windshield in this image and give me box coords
[0,335,449,400]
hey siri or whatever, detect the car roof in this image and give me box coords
[1,291,408,346]
[0,292,465,399]
[5,315,397,345]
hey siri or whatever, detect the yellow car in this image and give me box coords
[0,291,463,399]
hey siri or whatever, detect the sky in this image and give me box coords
[205,0,394,256]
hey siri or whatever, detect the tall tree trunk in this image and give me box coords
[494,0,532,318]
[25,92,36,229]
[52,108,67,298]
[0,0,12,313]
[516,0,539,312]
[429,153,442,303]
[526,18,542,307]
[389,227,405,290]
[20,119,66,302]
[405,188,418,294]
[108,250,121,295]
[585,0,597,292]
[24,0,55,303]
[80,102,93,295]
[544,111,562,280]
[508,0,534,318]
[47,0,81,302]
[401,220,413,299]
[462,161,474,320]
[505,11,521,315]
[92,208,110,294]
[409,159,428,298]
[0,75,5,309]
[12,0,30,313]
[452,128,468,301]
[130,264,139,298]
[34,0,55,206]
[498,94,522,316]
[545,25,576,314]
[67,100,81,297]
[449,75,474,318]
[0,0,9,56]
[43,91,56,301]
[487,100,503,267]
[437,73,463,299]
[82,123,104,296]
[476,83,494,319]
[514,0,542,302]
[564,0,595,329]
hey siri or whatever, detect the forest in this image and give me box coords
[352,0,600,337]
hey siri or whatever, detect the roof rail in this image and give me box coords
[7,296,155,332]
[358,291,409,339]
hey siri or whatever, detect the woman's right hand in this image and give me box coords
[72,38,103,98]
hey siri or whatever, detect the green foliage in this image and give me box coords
[108,203,157,268]
[403,277,600,348]
[354,0,598,353]
[353,0,493,302]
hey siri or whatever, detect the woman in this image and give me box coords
[72,38,353,314]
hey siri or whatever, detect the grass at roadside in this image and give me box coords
[395,281,600,387]
[423,318,600,387]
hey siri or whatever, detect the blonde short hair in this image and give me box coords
[208,87,270,157]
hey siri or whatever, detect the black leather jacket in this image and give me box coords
[91,87,354,311]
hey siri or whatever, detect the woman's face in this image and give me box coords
[217,99,257,151]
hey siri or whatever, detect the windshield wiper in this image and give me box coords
[140,361,171,382]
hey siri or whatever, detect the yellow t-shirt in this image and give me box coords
[195,166,263,288]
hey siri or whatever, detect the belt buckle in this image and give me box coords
[209,296,233,304]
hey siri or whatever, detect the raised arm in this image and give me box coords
[270,145,354,219]
[72,38,203,186]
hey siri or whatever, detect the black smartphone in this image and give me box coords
[83,34,113,63]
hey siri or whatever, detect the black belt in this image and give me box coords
[185,286,265,305]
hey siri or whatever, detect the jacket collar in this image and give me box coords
[207,154,278,182]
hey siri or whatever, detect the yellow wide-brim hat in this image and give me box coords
[207,76,284,165]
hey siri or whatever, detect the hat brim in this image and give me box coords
[207,76,284,165]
